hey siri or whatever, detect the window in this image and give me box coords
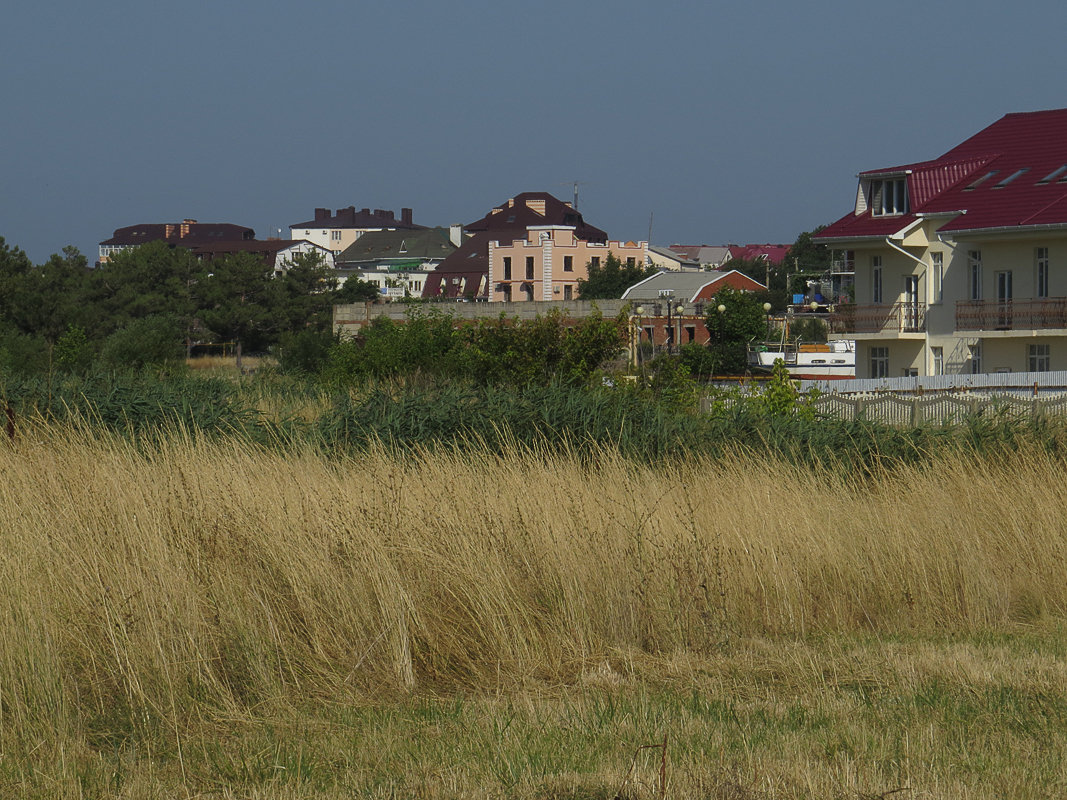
[870,346,889,378]
[1029,344,1051,372]
[872,256,883,304]
[964,171,998,191]
[626,257,636,268]
[503,257,512,281]
[563,285,573,300]
[525,256,534,280]
[331,230,342,241]
[970,342,982,374]
[871,178,908,216]
[903,368,918,377]
[502,285,512,302]
[993,168,1029,188]
[968,250,982,300]
[563,255,573,272]
[931,252,943,304]
[1036,247,1050,298]
[931,346,943,376]
[590,256,600,268]
[1038,165,1067,184]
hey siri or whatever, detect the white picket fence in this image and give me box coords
[797,371,1067,425]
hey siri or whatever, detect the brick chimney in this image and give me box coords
[401,208,413,226]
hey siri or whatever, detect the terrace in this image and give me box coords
[828,302,926,337]
[956,298,1067,333]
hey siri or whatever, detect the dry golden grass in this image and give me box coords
[2,422,1066,797]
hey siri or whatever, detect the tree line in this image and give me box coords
[0,237,377,374]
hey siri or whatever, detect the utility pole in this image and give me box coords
[561,181,584,209]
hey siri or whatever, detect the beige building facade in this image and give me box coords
[487,227,648,302]
[818,110,1067,379]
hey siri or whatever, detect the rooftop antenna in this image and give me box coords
[561,181,585,209]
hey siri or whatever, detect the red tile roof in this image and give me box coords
[728,244,791,265]
[817,109,1067,242]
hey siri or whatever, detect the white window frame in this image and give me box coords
[968,250,983,301]
[970,342,982,374]
[1036,247,1050,299]
[870,346,889,378]
[872,256,883,304]
[1029,343,1051,372]
[930,252,943,304]
[871,178,908,216]
[931,346,944,376]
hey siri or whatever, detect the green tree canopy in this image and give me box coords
[1,246,91,343]
[87,241,199,341]
[577,252,656,300]
[195,251,277,368]
[703,287,770,375]
[271,249,340,336]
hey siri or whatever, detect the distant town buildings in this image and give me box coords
[289,207,423,257]
[98,220,254,264]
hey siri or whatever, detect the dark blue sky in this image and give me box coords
[3,0,1065,264]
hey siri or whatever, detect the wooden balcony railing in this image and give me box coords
[828,303,926,334]
[955,298,1067,331]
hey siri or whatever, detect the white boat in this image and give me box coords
[747,339,856,380]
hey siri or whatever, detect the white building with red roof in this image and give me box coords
[816,109,1067,378]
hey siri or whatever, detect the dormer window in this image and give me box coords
[993,168,1029,188]
[871,178,908,216]
[1037,165,1067,184]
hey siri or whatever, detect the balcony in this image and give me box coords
[956,298,1067,331]
[828,303,926,336]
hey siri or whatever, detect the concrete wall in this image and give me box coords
[333,299,633,336]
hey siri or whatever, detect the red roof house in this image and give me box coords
[815,108,1067,378]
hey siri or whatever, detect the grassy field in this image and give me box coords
[2,420,1066,798]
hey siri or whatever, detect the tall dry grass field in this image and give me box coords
[2,421,1066,798]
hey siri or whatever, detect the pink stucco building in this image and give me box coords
[488,227,648,302]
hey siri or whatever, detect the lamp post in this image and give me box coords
[763,301,773,339]
[674,302,685,352]
[634,305,645,374]
[658,288,674,354]
[665,301,674,354]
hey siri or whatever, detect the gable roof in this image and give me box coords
[817,109,1067,242]
[187,239,330,264]
[464,192,607,242]
[336,227,456,265]
[648,244,701,269]
[727,244,791,265]
[667,244,732,266]
[622,269,766,304]
[101,220,255,246]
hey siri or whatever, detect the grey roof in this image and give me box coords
[668,245,732,266]
[336,227,455,265]
[648,244,701,268]
[622,270,741,304]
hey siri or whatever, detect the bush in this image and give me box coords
[276,328,338,375]
[0,327,49,376]
[98,316,186,372]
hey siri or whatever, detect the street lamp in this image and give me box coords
[635,305,645,374]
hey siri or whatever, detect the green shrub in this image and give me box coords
[98,316,186,372]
